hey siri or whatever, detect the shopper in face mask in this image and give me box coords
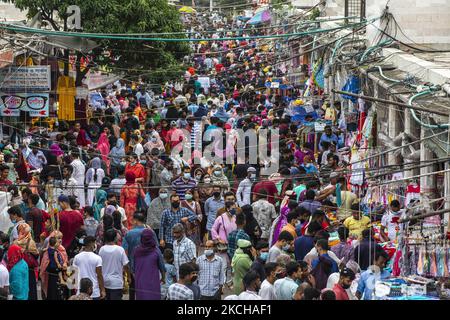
[146,188,171,238]
[204,186,225,237]
[198,240,224,300]
[332,268,356,300]
[236,167,256,207]
[250,241,269,281]
[211,165,230,191]
[172,223,197,276]
[171,166,198,201]
[259,262,282,300]
[267,231,294,263]
[211,191,239,246]
[215,191,242,220]
[159,195,199,250]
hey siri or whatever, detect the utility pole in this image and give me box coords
[446,115,450,235]
[210,0,213,12]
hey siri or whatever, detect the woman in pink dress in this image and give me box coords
[97,130,111,175]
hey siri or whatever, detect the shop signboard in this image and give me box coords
[0,66,51,92]
[0,92,49,117]
[314,121,327,132]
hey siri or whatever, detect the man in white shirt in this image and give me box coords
[131,134,144,157]
[381,200,403,242]
[99,193,128,228]
[72,236,106,300]
[98,229,130,300]
[238,270,262,300]
[109,166,126,197]
[70,150,86,208]
[236,167,256,207]
[259,262,281,300]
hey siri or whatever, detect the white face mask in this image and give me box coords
[214,170,222,177]
[159,193,168,199]
[204,178,211,183]
[183,173,191,180]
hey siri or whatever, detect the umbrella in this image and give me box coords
[179,6,196,14]
[237,16,251,21]
[247,10,271,25]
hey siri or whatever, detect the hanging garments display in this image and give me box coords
[57,75,76,121]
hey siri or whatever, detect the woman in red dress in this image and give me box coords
[120,171,145,229]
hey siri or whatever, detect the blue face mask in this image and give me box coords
[259,252,269,262]
[10,219,16,224]
[140,160,147,165]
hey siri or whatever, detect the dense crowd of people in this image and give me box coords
[0,10,402,301]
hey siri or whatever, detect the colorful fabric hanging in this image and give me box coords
[57,75,76,121]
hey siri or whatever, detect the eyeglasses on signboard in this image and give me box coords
[1,95,48,110]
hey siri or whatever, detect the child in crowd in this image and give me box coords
[83,206,98,237]
[161,249,177,299]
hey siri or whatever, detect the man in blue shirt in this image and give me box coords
[356,249,391,300]
[204,186,225,235]
[122,212,160,300]
[294,221,322,261]
[311,238,339,274]
[159,194,198,249]
[319,126,338,151]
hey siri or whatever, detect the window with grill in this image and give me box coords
[345,0,366,21]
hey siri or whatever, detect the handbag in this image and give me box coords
[23,239,39,269]
[136,185,148,213]
[215,215,229,253]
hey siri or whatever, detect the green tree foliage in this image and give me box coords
[4,0,190,83]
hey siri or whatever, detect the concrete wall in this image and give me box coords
[366,0,450,46]
[0,3,27,21]
[312,0,450,46]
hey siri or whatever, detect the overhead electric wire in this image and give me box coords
[0,19,377,42]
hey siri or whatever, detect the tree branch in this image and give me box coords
[39,6,60,31]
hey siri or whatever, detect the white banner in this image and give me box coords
[0,66,51,92]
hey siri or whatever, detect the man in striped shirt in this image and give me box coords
[171,167,198,200]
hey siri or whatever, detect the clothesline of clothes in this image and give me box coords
[397,241,450,278]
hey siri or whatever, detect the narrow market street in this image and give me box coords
[0,0,449,305]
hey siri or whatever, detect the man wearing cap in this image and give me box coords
[332,268,356,300]
[58,194,84,250]
[236,167,256,207]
